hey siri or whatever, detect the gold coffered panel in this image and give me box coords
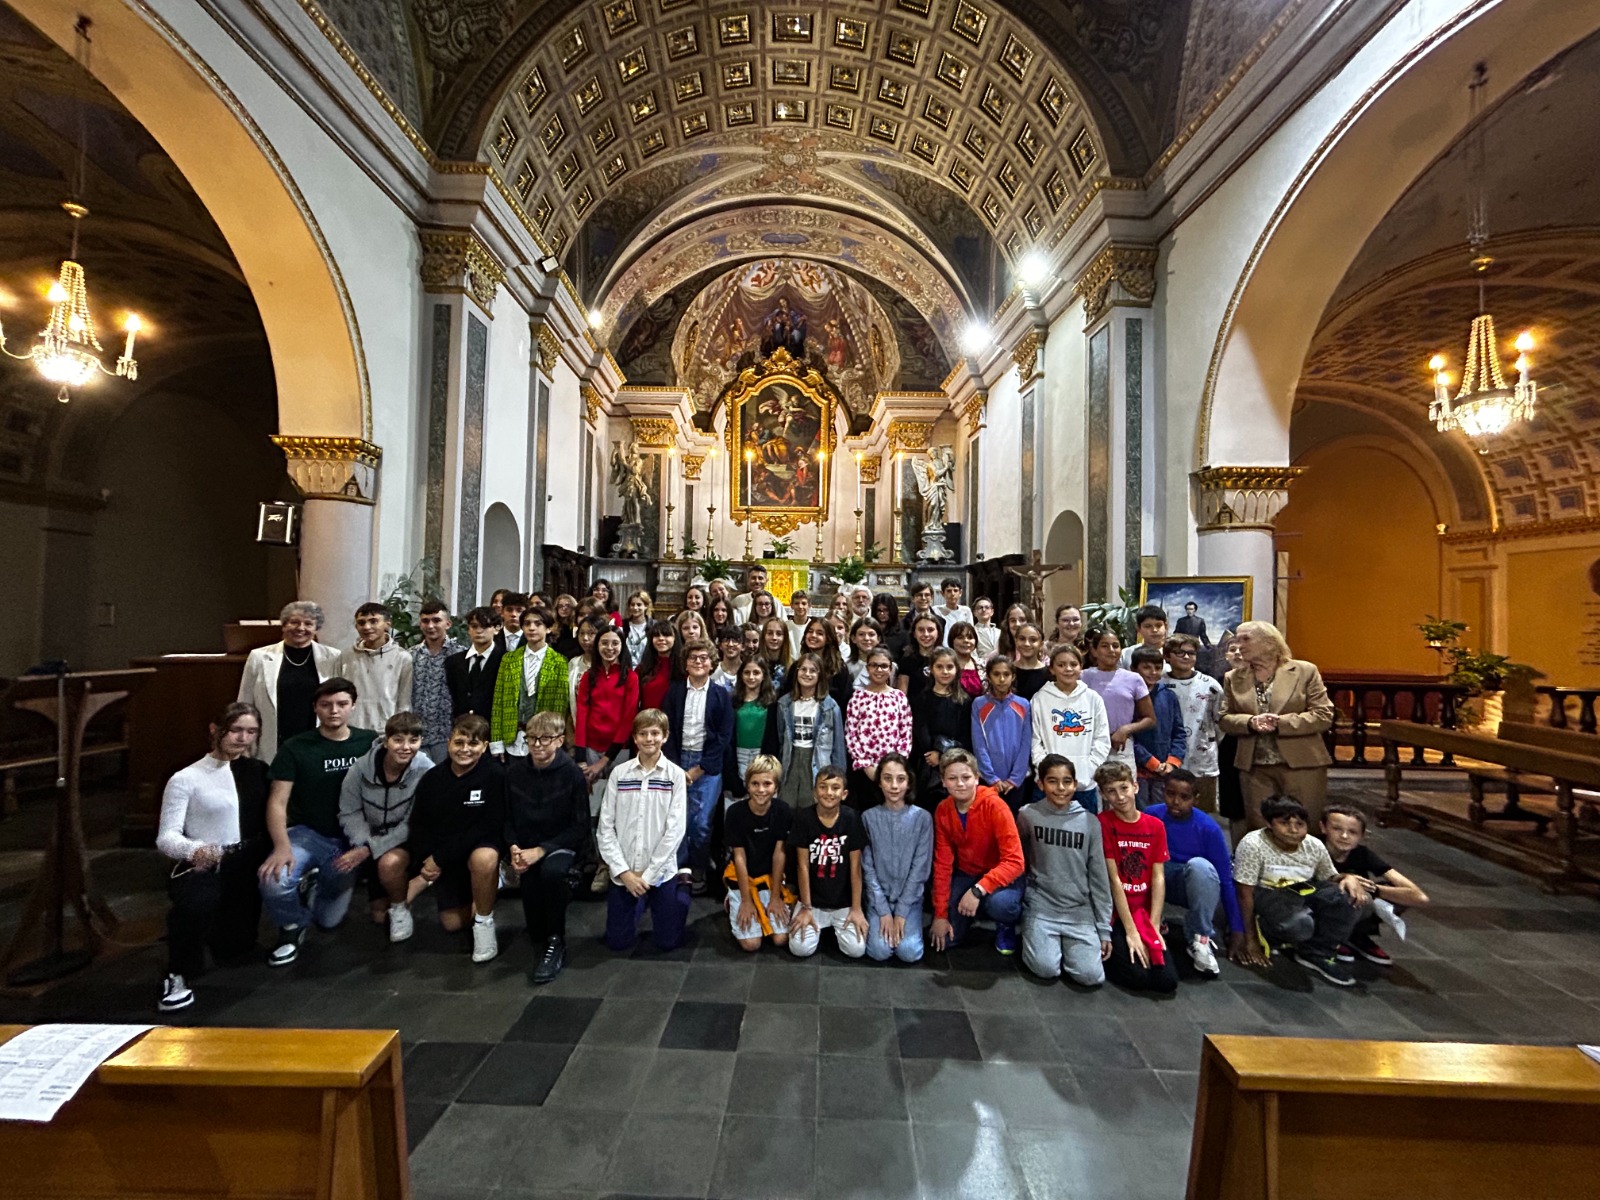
[477,0,1110,267]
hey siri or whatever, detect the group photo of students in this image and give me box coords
[155,571,1426,1013]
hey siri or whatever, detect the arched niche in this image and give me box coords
[1043,510,1085,614]
[481,503,522,597]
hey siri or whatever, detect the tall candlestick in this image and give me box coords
[662,447,677,560]
[855,451,863,512]
[705,446,717,554]
[894,451,904,563]
[814,449,828,564]
[743,449,755,562]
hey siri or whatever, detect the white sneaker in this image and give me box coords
[471,915,499,963]
[388,903,414,943]
[159,973,194,1012]
[1188,935,1220,976]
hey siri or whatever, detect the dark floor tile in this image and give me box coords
[603,1111,723,1196]
[681,961,757,1002]
[910,1121,1031,1199]
[500,1105,626,1191]
[1118,1016,1207,1072]
[403,1041,493,1103]
[895,1007,981,1060]
[635,1048,737,1115]
[727,1051,818,1118]
[749,961,821,1004]
[740,1003,820,1054]
[817,1054,907,1120]
[1044,1014,1147,1069]
[968,1013,1065,1064]
[900,1059,1007,1127]
[953,970,1038,1013]
[710,1114,816,1200]
[816,963,895,1007]
[1155,1069,1200,1115]
[819,1005,899,1057]
[610,960,690,999]
[543,1045,655,1110]
[1069,1066,1187,1133]
[815,1117,917,1200]
[455,1041,573,1106]
[660,999,746,1051]
[404,1100,447,1153]
[503,994,604,1044]
[887,970,968,1011]
[579,997,675,1048]
[408,1103,525,1190]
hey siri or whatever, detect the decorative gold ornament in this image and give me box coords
[887,419,933,452]
[1012,330,1043,383]
[682,453,704,480]
[858,455,882,484]
[960,389,989,433]
[1192,466,1305,532]
[271,435,383,504]
[581,384,602,426]
[530,322,560,372]
[1073,243,1157,325]
[630,417,677,446]
[419,227,507,312]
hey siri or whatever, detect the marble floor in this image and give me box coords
[3,795,1600,1199]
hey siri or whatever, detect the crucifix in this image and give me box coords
[1006,549,1072,618]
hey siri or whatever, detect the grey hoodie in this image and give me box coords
[861,802,934,920]
[1017,797,1113,931]
[338,741,435,858]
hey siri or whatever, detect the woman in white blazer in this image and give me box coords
[237,601,342,759]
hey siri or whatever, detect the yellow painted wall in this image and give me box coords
[1277,443,1442,675]
[1503,542,1600,687]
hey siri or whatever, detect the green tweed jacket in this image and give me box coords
[490,644,571,749]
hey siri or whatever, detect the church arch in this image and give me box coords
[1043,510,1085,612]
[481,503,522,597]
[1198,2,1600,469]
[9,1,370,439]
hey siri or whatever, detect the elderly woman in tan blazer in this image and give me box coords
[1218,621,1335,832]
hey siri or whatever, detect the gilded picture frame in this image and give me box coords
[726,348,837,536]
[1138,576,1253,640]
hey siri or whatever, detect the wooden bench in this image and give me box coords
[1187,1034,1600,1200]
[1378,719,1600,887]
[0,1025,407,1200]
[1464,721,1600,833]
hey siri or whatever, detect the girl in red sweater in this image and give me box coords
[634,621,680,714]
[928,748,1026,955]
[575,626,641,893]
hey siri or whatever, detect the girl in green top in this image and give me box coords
[728,656,777,809]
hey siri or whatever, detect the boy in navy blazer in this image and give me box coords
[662,639,734,893]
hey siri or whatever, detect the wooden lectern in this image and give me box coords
[1187,1034,1600,1199]
[0,669,154,987]
[0,1025,409,1200]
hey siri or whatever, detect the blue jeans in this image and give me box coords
[1164,857,1221,942]
[259,826,356,930]
[676,750,721,872]
[947,869,1024,945]
[865,908,925,963]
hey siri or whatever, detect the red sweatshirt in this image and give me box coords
[931,785,1025,919]
[575,664,640,757]
[638,667,672,714]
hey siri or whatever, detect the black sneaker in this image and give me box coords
[531,936,566,985]
[1349,933,1392,966]
[268,925,306,967]
[1300,954,1357,987]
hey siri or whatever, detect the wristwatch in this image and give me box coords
[970,884,988,900]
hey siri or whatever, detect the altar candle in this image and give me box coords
[744,449,754,507]
[123,313,141,359]
[896,451,904,506]
[855,452,863,510]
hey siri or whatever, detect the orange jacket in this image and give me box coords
[931,785,1025,919]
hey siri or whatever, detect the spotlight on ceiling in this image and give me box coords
[959,320,990,358]
[537,255,559,272]
[587,308,604,329]
[1017,249,1052,291]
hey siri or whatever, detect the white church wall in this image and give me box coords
[1039,312,1088,596]
[543,362,585,554]
[479,307,533,591]
[981,371,1021,555]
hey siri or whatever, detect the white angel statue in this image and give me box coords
[913,445,956,529]
[610,439,651,527]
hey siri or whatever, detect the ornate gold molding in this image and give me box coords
[530,321,560,372]
[1074,243,1158,326]
[581,384,602,426]
[682,453,704,481]
[1013,331,1043,384]
[630,417,677,447]
[272,435,383,504]
[1440,515,1600,544]
[735,511,806,537]
[858,455,882,485]
[419,227,506,312]
[1192,465,1305,532]
[960,389,989,434]
[887,419,934,452]
[939,361,966,393]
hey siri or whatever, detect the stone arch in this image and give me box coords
[481,503,522,596]
[1199,2,1600,469]
[1043,509,1085,613]
[10,1,369,439]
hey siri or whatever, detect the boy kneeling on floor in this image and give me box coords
[1018,755,1113,985]
[724,754,795,952]
[1320,803,1428,967]
[1231,793,1367,986]
[597,708,691,953]
[787,765,869,958]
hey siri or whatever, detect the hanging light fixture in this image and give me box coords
[1426,64,1535,440]
[0,16,140,402]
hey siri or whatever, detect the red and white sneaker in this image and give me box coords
[1349,933,1392,966]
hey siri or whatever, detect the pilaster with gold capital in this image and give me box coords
[419,227,507,315]
[1192,466,1306,532]
[272,435,383,504]
[1073,243,1158,329]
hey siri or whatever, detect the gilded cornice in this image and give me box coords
[630,417,677,447]
[1192,465,1305,532]
[530,321,560,372]
[419,227,507,311]
[580,384,602,426]
[1440,515,1600,545]
[682,453,704,481]
[1013,331,1044,384]
[1073,243,1158,326]
[272,435,383,504]
[858,455,882,485]
[961,389,989,434]
[887,420,934,452]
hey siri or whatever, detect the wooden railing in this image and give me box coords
[1538,686,1600,735]
[1322,675,1468,768]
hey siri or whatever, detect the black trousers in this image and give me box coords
[1105,924,1179,994]
[166,843,267,977]
[519,849,577,943]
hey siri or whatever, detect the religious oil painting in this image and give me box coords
[727,350,836,535]
[1139,577,1252,643]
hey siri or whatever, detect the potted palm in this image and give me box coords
[1444,646,1539,733]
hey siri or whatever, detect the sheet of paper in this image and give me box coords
[0,1024,152,1123]
[1580,1044,1600,1067]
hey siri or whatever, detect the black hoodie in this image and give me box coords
[504,749,590,857]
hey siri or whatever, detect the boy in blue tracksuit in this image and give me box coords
[1130,646,1187,808]
[1146,769,1241,976]
[971,657,1032,813]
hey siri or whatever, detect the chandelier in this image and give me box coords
[0,17,140,403]
[1426,64,1535,440]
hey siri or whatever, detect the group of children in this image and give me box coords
[156,583,1424,1010]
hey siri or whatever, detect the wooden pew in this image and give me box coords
[1377,719,1600,887]
[0,1025,408,1200]
[1462,721,1600,833]
[1187,1034,1600,1200]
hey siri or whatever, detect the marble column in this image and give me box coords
[272,436,383,636]
[1193,466,1305,623]
[418,226,506,611]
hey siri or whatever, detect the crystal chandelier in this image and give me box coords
[0,17,140,403]
[1426,64,1535,440]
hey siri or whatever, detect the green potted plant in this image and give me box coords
[1081,586,1140,645]
[679,531,699,560]
[698,549,734,586]
[834,553,868,586]
[1416,615,1468,650]
[769,536,795,558]
[1444,645,1540,732]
